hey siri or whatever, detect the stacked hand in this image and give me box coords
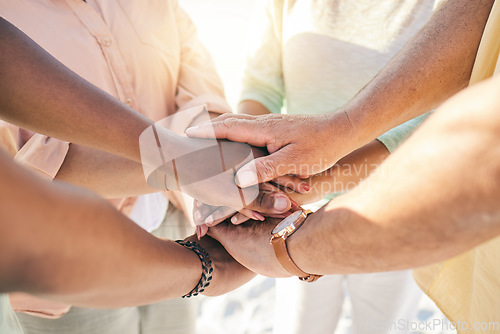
[142,130,298,223]
[184,234,256,296]
[206,218,292,278]
[185,112,355,186]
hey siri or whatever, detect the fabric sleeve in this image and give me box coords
[0,121,19,157]
[14,135,70,180]
[174,1,232,115]
[377,111,433,153]
[239,0,285,114]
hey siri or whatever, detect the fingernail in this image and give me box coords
[231,216,238,224]
[194,210,201,221]
[236,169,258,187]
[253,212,265,221]
[273,196,289,212]
[185,126,200,136]
[301,183,311,192]
[204,215,214,226]
[196,226,201,240]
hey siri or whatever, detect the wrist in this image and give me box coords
[174,240,213,298]
[286,211,324,275]
[323,111,359,161]
[270,210,323,281]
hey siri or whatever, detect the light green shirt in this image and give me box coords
[0,294,23,334]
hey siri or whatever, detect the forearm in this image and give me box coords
[0,17,155,163]
[55,108,223,198]
[290,76,500,274]
[239,101,390,204]
[238,100,271,116]
[337,0,494,153]
[55,144,157,198]
[0,153,204,307]
[289,140,389,204]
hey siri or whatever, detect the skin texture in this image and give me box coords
[208,75,500,277]
[0,148,255,305]
[0,17,152,163]
[0,17,291,215]
[186,0,495,187]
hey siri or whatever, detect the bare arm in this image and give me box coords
[209,75,500,276]
[341,0,495,152]
[0,17,159,163]
[287,140,389,205]
[187,0,495,186]
[0,150,254,306]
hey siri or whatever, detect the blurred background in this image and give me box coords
[182,0,256,110]
[179,3,279,333]
[180,1,450,333]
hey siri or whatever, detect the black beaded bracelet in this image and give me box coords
[175,240,213,298]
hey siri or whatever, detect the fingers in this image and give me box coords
[230,212,250,225]
[272,175,311,193]
[186,114,269,147]
[205,206,238,226]
[195,205,236,226]
[235,148,297,187]
[244,182,293,214]
[229,209,265,225]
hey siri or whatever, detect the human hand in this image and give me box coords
[185,112,355,187]
[206,218,292,278]
[9,293,71,319]
[192,179,302,238]
[184,234,257,296]
[274,171,337,205]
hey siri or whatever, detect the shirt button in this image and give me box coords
[101,37,112,47]
[124,98,133,106]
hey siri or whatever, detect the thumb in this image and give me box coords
[235,149,295,187]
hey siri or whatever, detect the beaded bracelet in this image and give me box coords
[175,240,213,298]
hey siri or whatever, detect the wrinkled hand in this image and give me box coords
[184,234,256,296]
[206,218,291,278]
[185,112,355,187]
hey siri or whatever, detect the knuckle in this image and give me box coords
[255,159,276,181]
[221,117,237,129]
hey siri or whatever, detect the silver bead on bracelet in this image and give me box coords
[175,240,213,298]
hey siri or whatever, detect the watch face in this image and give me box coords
[272,210,303,234]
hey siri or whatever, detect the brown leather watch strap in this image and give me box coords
[271,236,322,282]
[270,210,322,282]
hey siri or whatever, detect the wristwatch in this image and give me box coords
[270,209,322,282]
